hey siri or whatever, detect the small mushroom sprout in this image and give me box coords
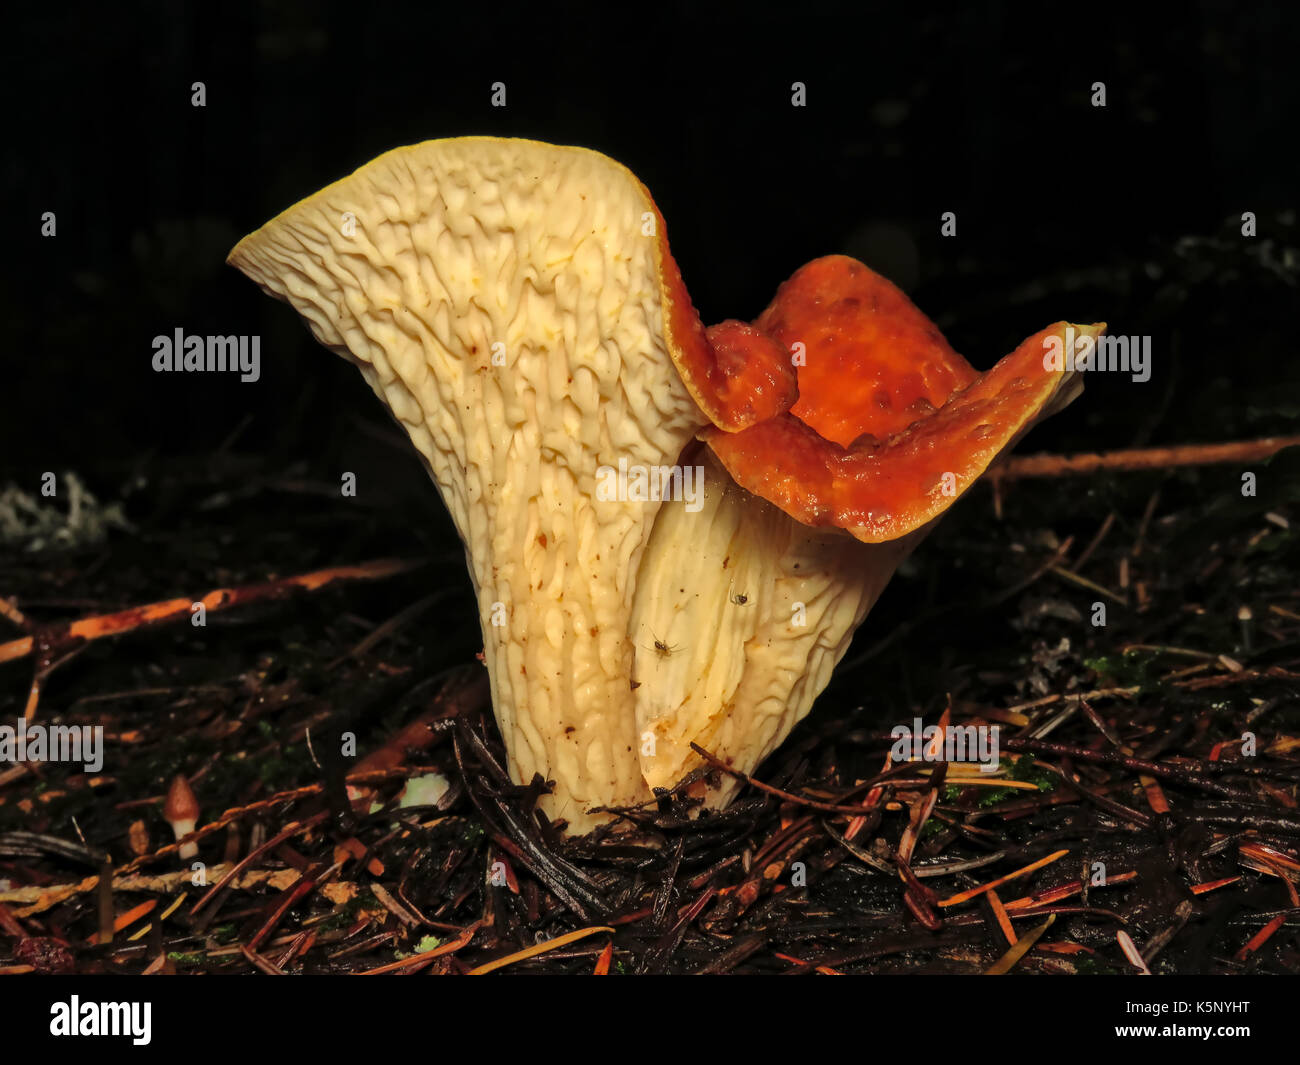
[163,774,200,859]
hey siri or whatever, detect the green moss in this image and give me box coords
[1084,649,1162,692]
[313,893,369,932]
[393,933,443,959]
[209,923,238,944]
[1073,954,1120,975]
[165,951,206,965]
[943,754,1058,808]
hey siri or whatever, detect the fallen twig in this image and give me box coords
[0,558,423,667]
[992,435,1299,480]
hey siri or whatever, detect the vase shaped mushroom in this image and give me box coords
[230,137,1101,833]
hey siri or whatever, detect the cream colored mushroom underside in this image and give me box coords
[228,137,915,833]
[631,449,921,801]
[230,139,712,829]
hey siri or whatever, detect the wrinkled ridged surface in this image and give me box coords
[229,138,710,829]
[631,447,921,797]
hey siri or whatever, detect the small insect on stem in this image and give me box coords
[731,592,748,605]
[647,634,682,658]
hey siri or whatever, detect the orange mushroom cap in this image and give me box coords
[649,204,799,431]
[701,255,1103,542]
[163,774,199,822]
[761,254,978,445]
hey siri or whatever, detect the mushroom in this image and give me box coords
[164,774,200,859]
[229,137,1100,832]
[632,258,1099,798]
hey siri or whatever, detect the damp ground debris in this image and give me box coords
[0,438,1296,976]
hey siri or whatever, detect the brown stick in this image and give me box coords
[993,435,1300,481]
[0,558,422,666]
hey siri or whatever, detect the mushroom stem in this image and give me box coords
[230,139,714,830]
[631,446,925,797]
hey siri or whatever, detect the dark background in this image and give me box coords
[3,4,1298,981]
[4,0,1298,563]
